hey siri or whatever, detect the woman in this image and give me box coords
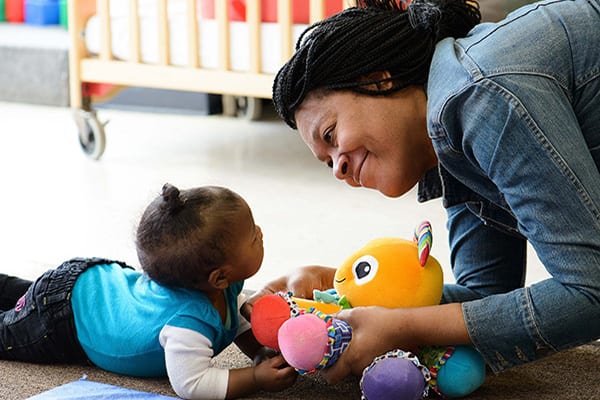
[258,0,600,384]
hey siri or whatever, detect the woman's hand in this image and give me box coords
[320,306,411,384]
[241,265,336,320]
[320,303,471,384]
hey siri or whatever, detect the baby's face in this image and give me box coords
[228,204,264,282]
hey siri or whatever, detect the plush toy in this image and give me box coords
[251,222,486,399]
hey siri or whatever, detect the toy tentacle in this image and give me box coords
[360,349,431,400]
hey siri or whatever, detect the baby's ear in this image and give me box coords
[208,268,229,289]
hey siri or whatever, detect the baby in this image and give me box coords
[0,183,297,399]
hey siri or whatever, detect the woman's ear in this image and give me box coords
[208,268,229,290]
[359,71,394,91]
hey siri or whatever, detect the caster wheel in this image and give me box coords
[235,96,262,120]
[73,109,106,160]
[222,96,263,120]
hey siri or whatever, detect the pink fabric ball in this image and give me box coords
[278,314,330,371]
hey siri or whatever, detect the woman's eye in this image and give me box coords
[323,128,333,144]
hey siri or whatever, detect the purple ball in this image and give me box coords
[360,357,427,400]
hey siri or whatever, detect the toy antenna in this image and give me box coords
[413,221,433,266]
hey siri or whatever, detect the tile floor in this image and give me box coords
[0,101,549,290]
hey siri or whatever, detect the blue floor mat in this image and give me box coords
[27,378,179,400]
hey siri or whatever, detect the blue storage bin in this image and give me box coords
[24,0,59,25]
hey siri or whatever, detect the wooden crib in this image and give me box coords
[67,0,346,159]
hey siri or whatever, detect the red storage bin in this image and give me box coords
[199,0,246,21]
[261,0,344,23]
[6,0,25,22]
[199,0,344,23]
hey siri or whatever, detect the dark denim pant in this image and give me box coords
[0,275,32,311]
[0,257,130,363]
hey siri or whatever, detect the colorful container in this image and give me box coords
[261,0,344,23]
[59,0,67,28]
[24,0,59,25]
[6,0,25,22]
[200,0,246,21]
[199,0,344,23]
[0,0,6,21]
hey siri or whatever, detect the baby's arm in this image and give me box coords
[160,326,296,400]
[234,293,272,362]
[160,325,228,399]
[241,265,337,320]
[231,301,298,397]
[234,328,264,361]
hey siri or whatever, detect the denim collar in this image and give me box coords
[418,166,488,208]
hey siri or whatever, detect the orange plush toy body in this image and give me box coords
[333,234,443,309]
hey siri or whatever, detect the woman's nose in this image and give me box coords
[333,155,350,180]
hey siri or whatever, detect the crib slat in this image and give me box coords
[278,0,293,63]
[97,0,113,60]
[129,0,141,63]
[247,0,262,73]
[309,0,325,23]
[187,0,199,68]
[216,0,231,70]
[158,0,170,65]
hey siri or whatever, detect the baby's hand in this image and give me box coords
[254,354,297,392]
[253,347,280,366]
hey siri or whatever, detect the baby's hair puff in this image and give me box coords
[160,183,185,215]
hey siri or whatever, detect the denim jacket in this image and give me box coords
[423,0,600,372]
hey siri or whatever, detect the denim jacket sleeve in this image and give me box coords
[425,0,600,372]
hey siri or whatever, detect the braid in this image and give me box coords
[272,0,481,129]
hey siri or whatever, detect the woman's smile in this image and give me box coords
[354,152,369,186]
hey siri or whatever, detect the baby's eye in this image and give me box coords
[327,160,333,168]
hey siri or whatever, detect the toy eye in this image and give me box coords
[352,255,379,285]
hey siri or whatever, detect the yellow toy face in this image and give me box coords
[333,238,443,308]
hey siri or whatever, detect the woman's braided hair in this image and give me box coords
[272,0,481,128]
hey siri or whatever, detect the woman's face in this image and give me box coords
[294,86,437,198]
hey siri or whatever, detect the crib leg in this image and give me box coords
[222,95,236,117]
